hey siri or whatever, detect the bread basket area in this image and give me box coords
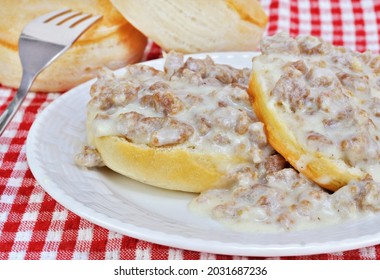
[1,0,380,262]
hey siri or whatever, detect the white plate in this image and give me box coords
[26,52,380,257]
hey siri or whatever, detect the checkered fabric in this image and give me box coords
[1,0,380,260]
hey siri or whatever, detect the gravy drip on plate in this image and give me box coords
[190,166,380,232]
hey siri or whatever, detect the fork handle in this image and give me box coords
[0,70,36,135]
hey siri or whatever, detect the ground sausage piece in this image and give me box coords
[235,110,251,135]
[369,97,380,117]
[265,154,288,174]
[306,67,335,88]
[271,75,310,112]
[125,64,163,77]
[197,117,212,136]
[74,146,104,167]
[297,35,332,55]
[110,82,139,107]
[369,55,380,74]
[261,32,300,55]
[183,56,215,78]
[358,181,380,211]
[140,91,185,115]
[116,112,164,144]
[248,122,268,148]
[150,118,194,147]
[116,111,142,135]
[340,133,379,166]
[148,81,170,93]
[116,111,194,147]
[153,92,184,115]
[89,79,139,110]
[283,60,309,75]
[164,52,184,77]
[337,72,369,93]
[306,132,333,146]
[316,88,350,114]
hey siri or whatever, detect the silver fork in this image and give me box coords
[0,9,102,135]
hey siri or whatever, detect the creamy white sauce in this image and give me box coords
[190,34,380,233]
[256,43,380,179]
[189,166,380,233]
[88,59,272,166]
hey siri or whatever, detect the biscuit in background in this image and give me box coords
[0,0,147,92]
[110,0,268,53]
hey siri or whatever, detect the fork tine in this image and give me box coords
[71,15,102,33]
[30,8,71,24]
[48,11,82,25]
[59,13,92,28]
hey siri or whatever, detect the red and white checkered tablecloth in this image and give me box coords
[1,0,380,260]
